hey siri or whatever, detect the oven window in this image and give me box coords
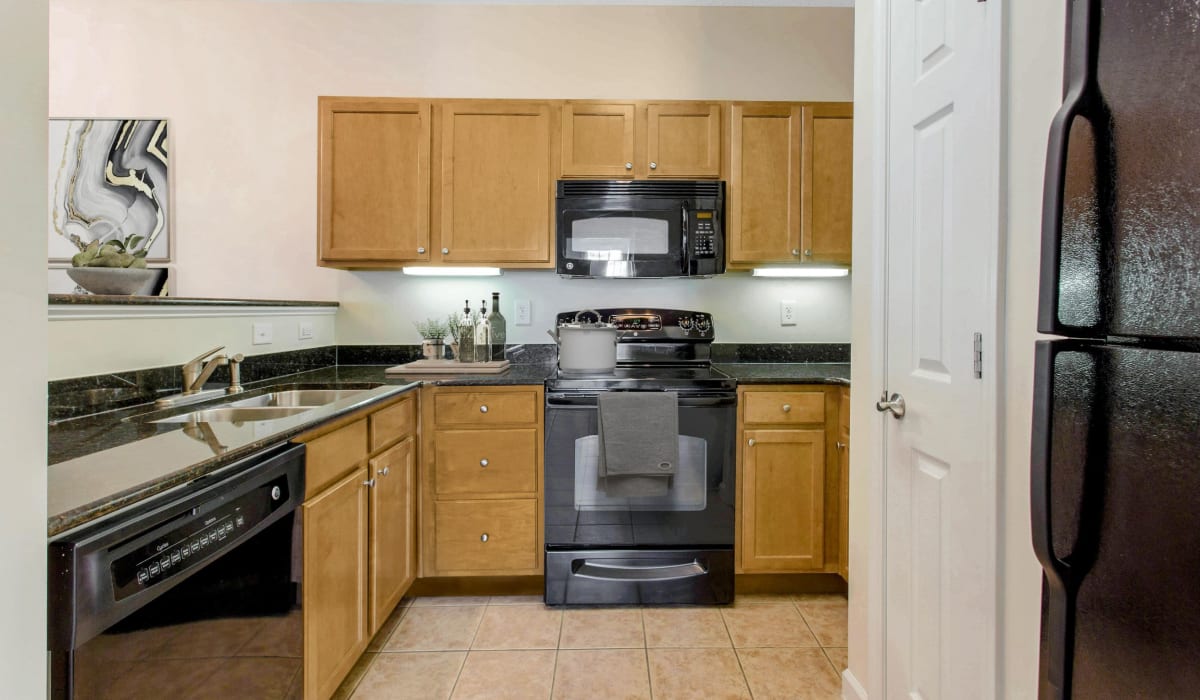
[566,216,671,260]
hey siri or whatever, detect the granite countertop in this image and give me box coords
[47,364,554,537]
[716,362,851,385]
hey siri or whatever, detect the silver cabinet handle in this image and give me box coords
[379,466,390,476]
[876,392,906,419]
[479,405,489,413]
[363,478,376,488]
[625,162,633,170]
[442,247,450,255]
[836,441,847,451]
[649,161,658,170]
[480,459,489,467]
[804,249,812,256]
[748,438,756,446]
[417,247,426,254]
[480,533,489,542]
[782,404,791,413]
[792,248,800,256]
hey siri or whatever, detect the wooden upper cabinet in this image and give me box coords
[561,103,636,178]
[728,104,803,265]
[318,98,431,263]
[437,102,554,264]
[646,102,722,178]
[741,428,826,572]
[804,105,853,264]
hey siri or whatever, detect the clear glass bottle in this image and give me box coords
[474,298,492,363]
[457,300,474,363]
[487,291,506,361]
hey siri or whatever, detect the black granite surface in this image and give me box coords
[715,362,851,385]
[50,294,339,307]
[711,343,850,364]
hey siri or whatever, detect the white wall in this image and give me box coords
[1,0,48,696]
[48,307,337,380]
[49,0,855,345]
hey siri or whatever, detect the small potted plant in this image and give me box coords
[66,234,161,295]
[445,314,463,360]
[414,318,449,360]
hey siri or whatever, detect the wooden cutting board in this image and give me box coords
[385,359,511,375]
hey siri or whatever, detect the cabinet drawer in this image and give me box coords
[743,391,825,425]
[370,394,417,452]
[434,499,538,573]
[303,419,368,498]
[433,390,538,426]
[435,429,537,496]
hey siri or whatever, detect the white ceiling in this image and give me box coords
[258,0,853,7]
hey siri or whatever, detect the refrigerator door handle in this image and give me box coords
[1038,0,1103,337]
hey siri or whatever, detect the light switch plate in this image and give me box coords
[298,321,314,341]
[780,300,797,326]
[515,299,532,326]
[252,322,274,345]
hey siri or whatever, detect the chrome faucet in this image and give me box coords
[181,346,227,394]
[156,346,245,408]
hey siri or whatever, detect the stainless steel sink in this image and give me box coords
[229,389,368,408]
[153,406,313,424]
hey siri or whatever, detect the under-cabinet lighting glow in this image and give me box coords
[751,266,849,278]
[402,266,502,277]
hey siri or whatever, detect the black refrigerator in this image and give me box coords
[1033,1,1200,698]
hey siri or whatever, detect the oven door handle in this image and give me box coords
[571,558,708,582]
[546,393,737,408]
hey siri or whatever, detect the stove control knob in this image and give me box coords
[678,316,693,331]
[695,316,711,332]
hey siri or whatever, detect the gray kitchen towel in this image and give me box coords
[597,391,679,497]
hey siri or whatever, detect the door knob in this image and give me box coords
[876,392,906,419]
[379,466,390,476]
[480,533,489,542]
[625,162,633,170]
[417,247,426,254]
[748,438,756,446]
[363,478,376,488]
[649,161,658,170]
[480,405,489,413]
[442,247,450,255]
[782,404,791,413]
[480,459,489,467]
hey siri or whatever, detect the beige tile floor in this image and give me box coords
[335,593,848,700]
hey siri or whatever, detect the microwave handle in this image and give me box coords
[681,202,690,272]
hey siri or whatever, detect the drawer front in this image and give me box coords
[304,419,368,498]
[370,394,417,452]
[435,429,538,496]
[433,390,538,426]
[743,391,825,425]
[434,499,538,573]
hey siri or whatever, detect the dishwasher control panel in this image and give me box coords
[109,475,290,600]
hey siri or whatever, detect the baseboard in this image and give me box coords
[735,573,848,595]
[409,576,544,597]
[842,668,868,700]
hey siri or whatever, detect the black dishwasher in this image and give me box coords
[48,443,305,699]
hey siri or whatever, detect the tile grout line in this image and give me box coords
[641,609,655,699]
[447,604,489,698]
[549,607,566,699]
[717,604,756,699]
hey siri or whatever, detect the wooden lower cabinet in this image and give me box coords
[369,435,417,633]
[838,386,850,581]
[434,498,539,574]
[741,428,826,571]
[303,467,370,700]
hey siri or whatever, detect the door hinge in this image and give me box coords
[973,332,983,379]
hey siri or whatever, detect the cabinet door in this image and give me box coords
[303,467,369,700]
[741,429,826,571]
[803,107,853,264]
[319,99,431,263]
[438,102,553,264]
[561,103,635,178]
[369,437,416,635]
[645,102,722,178]
[727,104,803,265]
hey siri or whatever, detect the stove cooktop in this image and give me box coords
[546,365,736,393]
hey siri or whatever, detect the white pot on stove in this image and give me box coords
[546,309,620,373]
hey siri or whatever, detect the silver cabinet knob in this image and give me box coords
[480,533,489,542]
[876,392,906,419]
[804,249,812,256]
[480,459,489,467]
[792,249,800,256]
[782,404,791,413]
[417,247,426,254]
[625,162,633,170]
[479,405,488,413]
[836,441,847,451]
[379,466,390,476]
[363,478,376,488]
[442,247,450,255]
[748,438,756,446]
[649,161,658,170]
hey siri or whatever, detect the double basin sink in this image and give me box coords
[151,389,370,425]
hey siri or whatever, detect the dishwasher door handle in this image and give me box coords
[571,559,708,582]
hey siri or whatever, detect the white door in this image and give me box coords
[882,0,999,698]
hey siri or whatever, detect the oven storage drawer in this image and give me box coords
[434,429,538,495]
[545,548,734,605]
[434,498,538,573]
[434,390,539,426]
[742,390,825,425]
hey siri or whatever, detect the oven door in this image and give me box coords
[556,197,688,278]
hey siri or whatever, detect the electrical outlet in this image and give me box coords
[298,321,314,341]
[780,300,797,326]
[252,322,274,345]
[515,299,532,326]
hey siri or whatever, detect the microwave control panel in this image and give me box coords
[691,210,718,258]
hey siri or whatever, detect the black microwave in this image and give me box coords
[555,180,725,278]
